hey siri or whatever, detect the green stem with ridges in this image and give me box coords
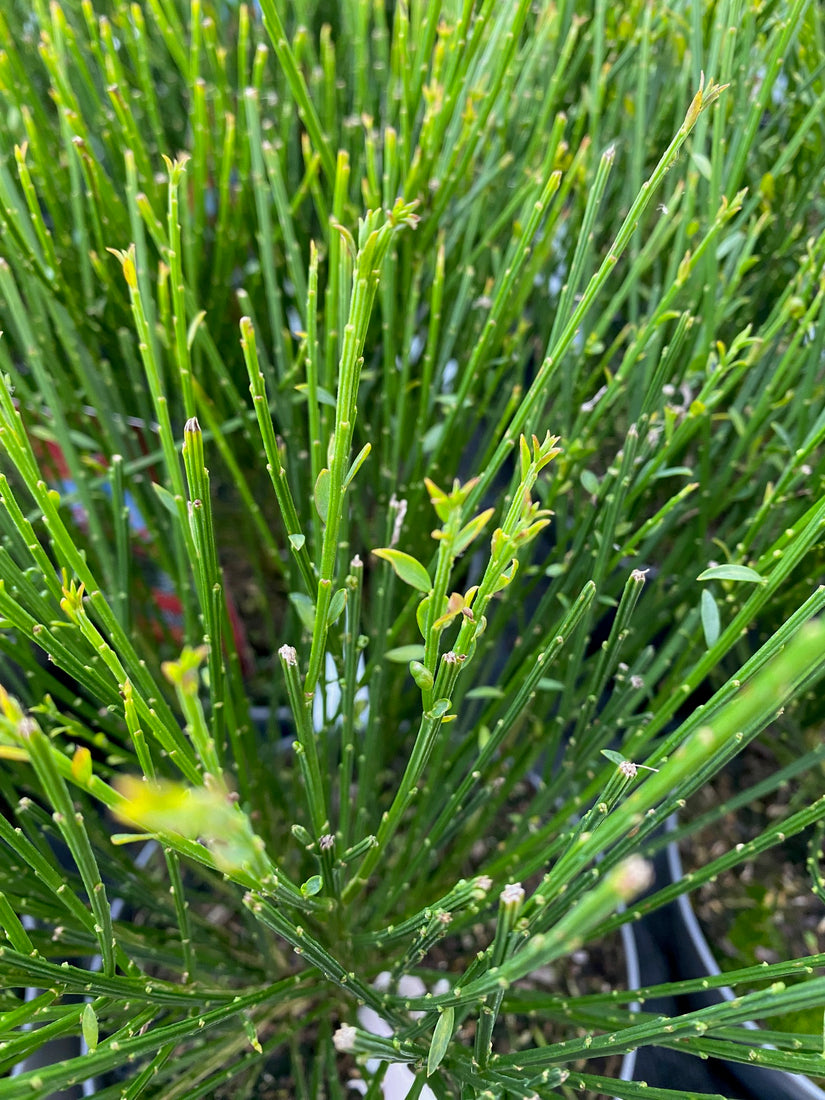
[337,555,364,848]
[243,86,290,385]
[305,200,419,698]
[279,644,328,840]
[255,0,336,184]
[388,580,597,911]
[22,723,116,976]
[165,154,197,421]
[181,418,226,761]
[261,138,307,316]
[107,454,131,633]
[465,76,730,516]
[323,151,351,398]
[240,315,316,594]
[432,169,562,469]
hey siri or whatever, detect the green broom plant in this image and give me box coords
[2,1,825,1097]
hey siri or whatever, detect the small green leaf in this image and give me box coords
[454,508,495,556]
[330,219,356,260]
[152,482,179,516]
[81,1002,98,1054]
[691,150,712,180]
[519,434,531,480]
[289,592,316,632]
[428,699,451,719]
[537,678,563,692]
[301,875,323,897]
[490,558,518,594]
[416,595,431,639]
[186,310,207,349]
[701,588,721,647]
[291,823,313,846]
[373,548,432,592]
[295,382,337,408]
[420,422,444,454]
[243,1014,263,1054]
[314,468,331,524]
[385,644,426,663]
[654,466,694,479]
[423,477,452,522]
[601,749,627,767]
[288,533,306,552]
[465,686,505,700]
[343,443,371,489]
[326,588,348,626]
[29,425,100,451]
[697,564,765,584]
[428,1007,454,1076]
[410,660,434,690]
[580,469,600,495]
[716,229,746,261]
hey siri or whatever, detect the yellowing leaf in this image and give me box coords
[71,746,92,784]
[113,777,268,876]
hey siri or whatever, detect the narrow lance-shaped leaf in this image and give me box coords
[697,564,765,583]
[81,1002,99,1054]
[701,588,721,647]
[326,588,347,626]
[427,1006,455,1076]
[454,508,495,556]
[384,644,426,663]
[343,442,371,489]
[314,467,331,524]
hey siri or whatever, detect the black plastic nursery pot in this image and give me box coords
[627,817,825,1100]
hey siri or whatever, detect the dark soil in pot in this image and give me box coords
[218,933,633,1099]
[684,741,825,979]
[628,734,825,1100]
[680,740,825,1087]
